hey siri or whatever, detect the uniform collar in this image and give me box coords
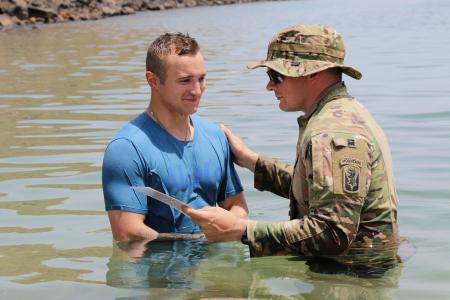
[297,81,350,126]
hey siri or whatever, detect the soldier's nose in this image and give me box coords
[266,80,276,91]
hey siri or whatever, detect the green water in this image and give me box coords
[1,0,450,298]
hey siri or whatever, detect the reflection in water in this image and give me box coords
[188,248,404,300]
[106,237,408,299]
[307,236,410,279]
[1,0,450,297]
[107,237,212,289]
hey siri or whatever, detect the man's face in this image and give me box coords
[157,51,206,115]
[266,72,311,112]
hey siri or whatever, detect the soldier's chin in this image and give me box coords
[278,102,292,112]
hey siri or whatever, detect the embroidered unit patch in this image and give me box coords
[343,165,359,193]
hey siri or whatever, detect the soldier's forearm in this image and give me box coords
[244,214,357,257]
[254,155,293,198]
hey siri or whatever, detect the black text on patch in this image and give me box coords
[340,158,362,167]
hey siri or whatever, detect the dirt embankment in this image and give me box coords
[0,0,265,30]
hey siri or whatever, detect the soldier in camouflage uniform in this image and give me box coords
[184,24,399,264]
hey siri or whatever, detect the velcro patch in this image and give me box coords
[331,137,369,197]
[340,158,362,167]
[343,165,360,193]
[347,138,356,148]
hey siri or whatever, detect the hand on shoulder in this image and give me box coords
[220,124,259,172]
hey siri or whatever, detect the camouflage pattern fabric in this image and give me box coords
[245,82,399,265]
[247,24,362,80]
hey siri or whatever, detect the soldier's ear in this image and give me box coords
[309,73,319,80]
[308,72,324,84]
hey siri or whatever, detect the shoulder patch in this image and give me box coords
[331,137,369,197]
[343,165,360,193]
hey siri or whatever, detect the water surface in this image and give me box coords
[1,0,450,298]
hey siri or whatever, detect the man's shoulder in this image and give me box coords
[193,114,218,129]
[318,95,362,117]
[307,96,369,136]
[115,112,148,138]
[107,112,157,152]
[192,114,225,137]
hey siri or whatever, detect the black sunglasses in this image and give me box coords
[266,69,284,84]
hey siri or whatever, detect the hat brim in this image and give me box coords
[247,59,362,80]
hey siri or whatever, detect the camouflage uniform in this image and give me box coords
[243,25,399,261]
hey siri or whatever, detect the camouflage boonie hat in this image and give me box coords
[247,24,362,79]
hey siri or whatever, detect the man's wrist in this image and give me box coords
[245,152,259,173]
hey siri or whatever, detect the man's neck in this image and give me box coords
[146,100,193,141]
[303,79,342,116]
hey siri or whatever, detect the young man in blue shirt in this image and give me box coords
[102,33,248,242]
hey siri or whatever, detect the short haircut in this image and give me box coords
[146,32,200,83]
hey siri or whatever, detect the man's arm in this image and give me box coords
[183,206,248,242]
[107,210,158,241]
[103,138,159,242]
[241,133,369,256]
[243,195,363,256]
[254,155,293,198]
[219,192,248,219]
[184,194,363,256]
[184,133,370,256]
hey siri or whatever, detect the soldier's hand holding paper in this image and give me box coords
[182,205,248,242]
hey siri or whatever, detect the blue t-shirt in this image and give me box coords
[102,112,243,233]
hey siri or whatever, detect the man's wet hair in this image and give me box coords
[146,32,200,84]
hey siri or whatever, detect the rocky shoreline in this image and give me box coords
[0,0,267,30]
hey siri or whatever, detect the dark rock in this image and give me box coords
[59,1,77,9]
[77,0,94,5]
[147,4,163,10]
[0,0,28,19]
[28,6,58,20]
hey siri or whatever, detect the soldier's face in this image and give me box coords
[266,74,311,112]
